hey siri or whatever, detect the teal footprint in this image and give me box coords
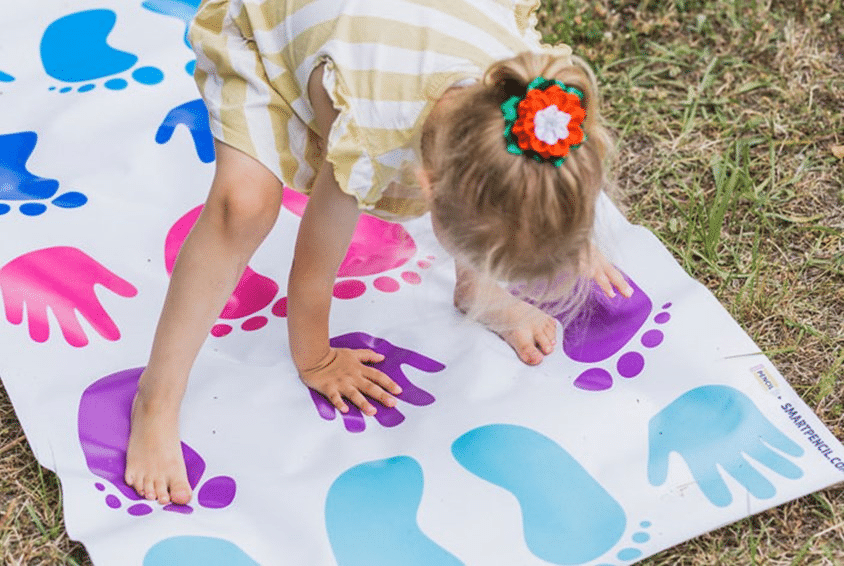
[325,456,463,566]
[40,10,164,93]
[452,424,626,565]
[144,536,259,566]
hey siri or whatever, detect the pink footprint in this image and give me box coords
[275,188,432,312]
[554,270,673,391]
[166,206,279,337]
[78,367,236,516]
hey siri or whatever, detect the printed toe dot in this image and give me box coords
[105,495,121,508]
[95,483,105,491]
[164,503,194,515]
[401,271,421,284]
[641,329,664,348]
[632,531,650,543]
[617,352,645,378]
[211,324,232,337]
[105,78,128,90]
[374,276,400,292]
[132,66,164,85]
[20,203,47,216]
[617,548,643,561]
[241,316,267,331]
[333,279,366,299]
[128,503,153,516]
[574,368,613,391]
[654,312,670,324]
[417,260,431,269]
[272,297,287,317]
[198,476,237,509]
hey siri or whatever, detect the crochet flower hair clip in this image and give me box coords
[501,77,587,166]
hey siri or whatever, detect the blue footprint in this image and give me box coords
[41,10,164,93]
[0,132,87,216]
[141,0,202,74]
[326,456,463,566]
[144,536,260,566]
[0,71,13,83]
[452,424,626,565]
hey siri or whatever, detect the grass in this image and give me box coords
[1,0,843,564]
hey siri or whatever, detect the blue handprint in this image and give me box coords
[156,99,215,163]
[648,385,804,507]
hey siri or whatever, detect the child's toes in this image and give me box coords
[155,480,171,505]
[169,479,192,505]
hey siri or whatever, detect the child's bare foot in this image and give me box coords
[454,268,557,365]
[124,389,192,505]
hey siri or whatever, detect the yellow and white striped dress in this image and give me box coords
[189,0,559,220]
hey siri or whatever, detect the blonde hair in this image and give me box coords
[424,51,613,316]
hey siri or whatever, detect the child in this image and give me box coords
[125,0,633,506]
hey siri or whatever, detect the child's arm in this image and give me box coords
[286,64,402,416]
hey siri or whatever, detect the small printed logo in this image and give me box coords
[750,364,780,397]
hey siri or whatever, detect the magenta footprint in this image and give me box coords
[555,271,672,391]
[278,188,431,306]
[78,367,236,515]
[166,205,279,336]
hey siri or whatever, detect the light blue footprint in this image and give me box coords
[141,0,202,74]
[143,536,259,566]
[325,456,463,566]
[0,71,13,83]
[40,10,164,93]
[452,424,626,565]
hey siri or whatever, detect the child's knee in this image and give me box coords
[206,180,281,241]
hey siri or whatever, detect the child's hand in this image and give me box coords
[299,347,403,416]
[588,247,634,299]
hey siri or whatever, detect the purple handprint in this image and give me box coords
[309,332,446,433]
[0,246,137,346]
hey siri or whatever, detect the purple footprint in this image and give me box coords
[555,271,672,391]
[309,332,446,433]
[78,367,236,516]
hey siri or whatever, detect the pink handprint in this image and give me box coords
[309,332,446,433]
[0,246,137,347]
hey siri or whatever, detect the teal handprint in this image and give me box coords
[648,385,804,507]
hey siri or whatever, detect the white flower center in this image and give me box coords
[533,105,571,144]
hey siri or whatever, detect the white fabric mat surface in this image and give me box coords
[1,2,842,565]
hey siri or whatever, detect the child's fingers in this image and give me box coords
[343,387,377,416]
[607,267,634,298]
[593,270,616,298]
[364,365,403,395]
[353,348,386,364]
[359,373,399,407]
[327,390,350,414]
